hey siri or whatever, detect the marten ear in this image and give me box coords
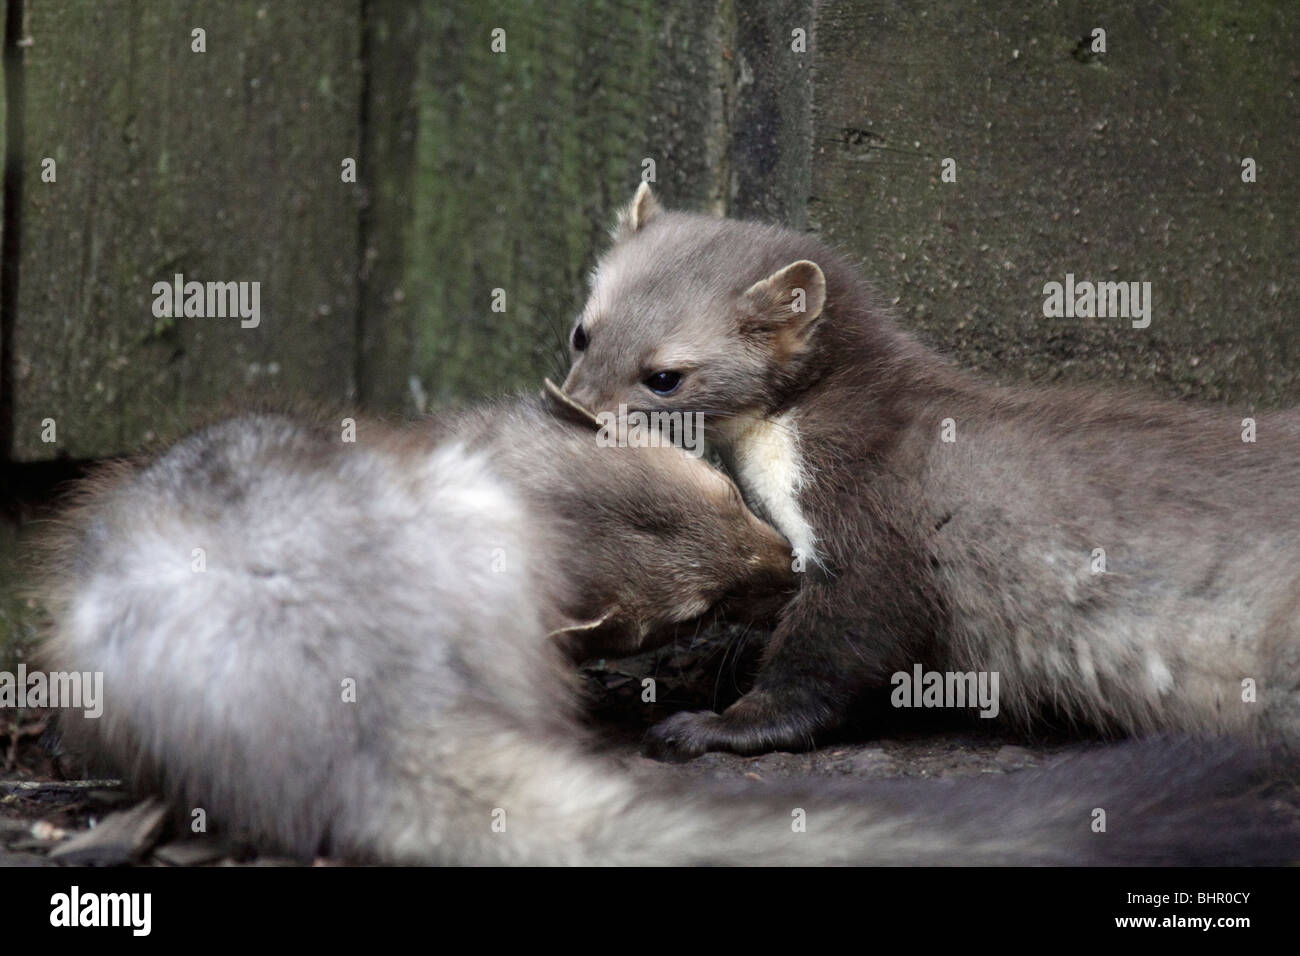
[740,259,826,351]
[543,378,601,431]
[613,182,662,241]
[547,610,627,661]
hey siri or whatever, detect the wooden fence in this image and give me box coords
[1,0,1295,462]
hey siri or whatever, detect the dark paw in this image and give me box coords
[643,710,723,762]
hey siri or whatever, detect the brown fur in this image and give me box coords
[562,186,1300,760]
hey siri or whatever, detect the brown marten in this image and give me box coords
[562,183,1300,763]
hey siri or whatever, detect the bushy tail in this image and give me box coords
[380,731,1299,866]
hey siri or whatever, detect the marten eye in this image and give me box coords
[644,371,683,395]
[572,324,588,352]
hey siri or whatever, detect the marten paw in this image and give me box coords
[644,691,831,761]
[643,711,723,762]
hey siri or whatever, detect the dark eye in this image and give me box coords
[643,371,683,395]
[572,324,588,352]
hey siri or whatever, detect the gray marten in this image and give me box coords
[561,183,1300,762]
[37,385,1297,863]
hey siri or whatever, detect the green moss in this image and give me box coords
[397,0,725,405]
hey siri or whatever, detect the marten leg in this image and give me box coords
[642,616,900,760]
[643,684,841,761]
[645,548,938,760]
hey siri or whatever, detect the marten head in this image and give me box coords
[531,382,798,662]
[562,183,832,425]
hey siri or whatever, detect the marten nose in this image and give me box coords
[560,374,601,413]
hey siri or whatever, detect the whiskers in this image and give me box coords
[535,308,573,385]
[710,621,764,713]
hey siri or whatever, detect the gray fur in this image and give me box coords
[36,396,1297,864]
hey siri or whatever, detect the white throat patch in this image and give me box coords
[721,412,819,566]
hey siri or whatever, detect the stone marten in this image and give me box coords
[561,184,1300,763]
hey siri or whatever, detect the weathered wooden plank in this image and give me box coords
[353,0,421,412]
[9,0,1295,457]
[0,0,13,462]
[360,0,729,411]
[812,0,1299,407]
[11,0,363,460]
[729,0,816,227]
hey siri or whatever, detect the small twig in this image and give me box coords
[0,716,49,771]
[0,779,123,792]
